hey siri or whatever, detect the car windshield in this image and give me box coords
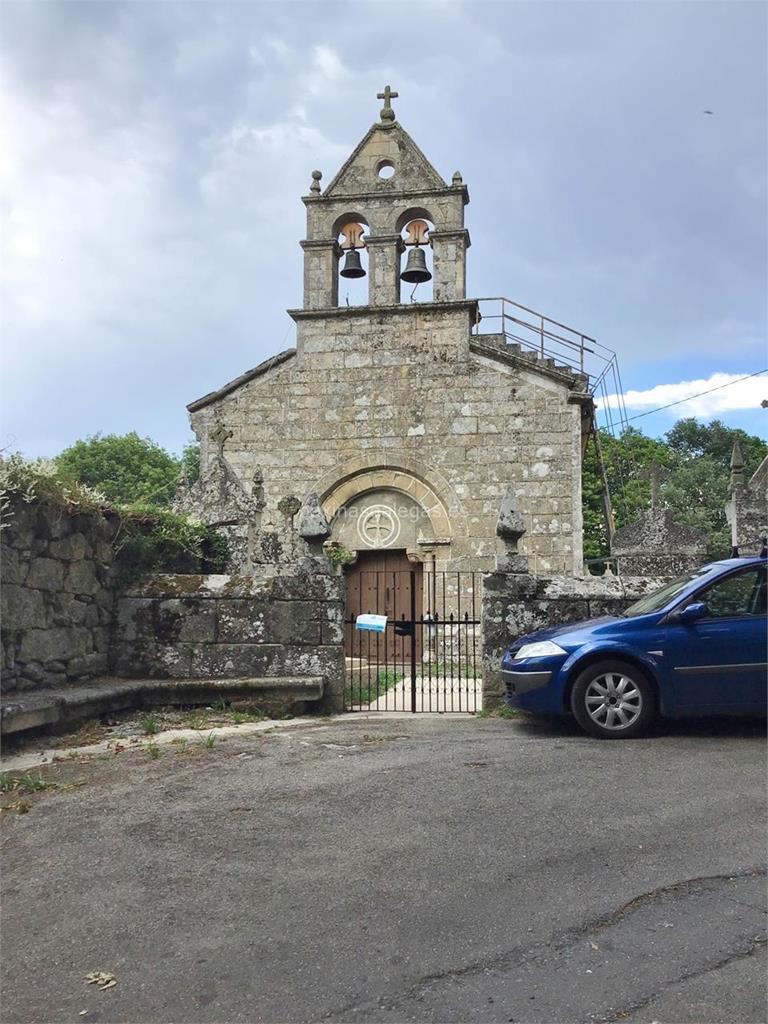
[622,567,713,617]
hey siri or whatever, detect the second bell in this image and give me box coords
[340,250,366,278]
[400,246,432,284]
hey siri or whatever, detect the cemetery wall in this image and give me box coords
[1,496,118,692]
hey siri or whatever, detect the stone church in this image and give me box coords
[180,90,593,587]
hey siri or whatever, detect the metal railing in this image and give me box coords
[474,297,629,434]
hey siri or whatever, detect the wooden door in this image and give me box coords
[344,550,423,661]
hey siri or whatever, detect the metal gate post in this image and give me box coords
[410,570,417,713]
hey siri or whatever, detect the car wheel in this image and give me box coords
[570,660,656,739]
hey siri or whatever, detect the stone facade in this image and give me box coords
[1,496,117,692]
[113,569,344,713]
[183,105,593,584]
[482,570,667,708]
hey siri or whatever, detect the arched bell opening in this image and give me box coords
[336,217,369,307]
[399,216,434,303]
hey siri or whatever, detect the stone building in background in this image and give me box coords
[726,440,768,556]
[179,91,594,585]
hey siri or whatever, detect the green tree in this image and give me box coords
[582,427,671,560]
[180,442,200,485]
[56,432,181,508]
[665,418,766,476]
[582,419,767,563]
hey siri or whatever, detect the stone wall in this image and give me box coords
[1,497,117,692]
[611,508,708,576]
[482,571,666,708]
[727,452,767,556]
[112,566,345,713]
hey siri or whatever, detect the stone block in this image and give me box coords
[92,627,111,654]
[35,504,67,540]
[190,644,283,678]
[95,541,114,564]
[67,653,108,678]
[49,533,90,561]
[494,553,529,574]
[26,558,64,591]
[18,626,92,665]
[52,593,96,627]
[1,547,27,585]
[321,617,345,645]
[280,646,346,686]
[114,643,193,679]
[218,600,321,645]
[154,599,216,644]
[66,561,99,595]
[1,585,47,630]
[2,502,37,550]
[21,662,45,683]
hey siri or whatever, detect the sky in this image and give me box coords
[1,0,766,459]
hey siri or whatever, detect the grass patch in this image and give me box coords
[141,713,160,736]
[0,771,56,795]
[146,743,161,759]
[184,711,210,731]
[345,669,403,708]
[230,708,266,725]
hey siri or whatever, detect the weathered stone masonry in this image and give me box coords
[2,497,345,714]
[113,570,344,713]
[1,496,117,692]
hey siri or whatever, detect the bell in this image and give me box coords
[400,245,432,284]
[340,249,365,279]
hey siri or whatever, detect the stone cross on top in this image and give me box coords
[378,85,398,123]
[641,459,669,511]
[210,421,233,454]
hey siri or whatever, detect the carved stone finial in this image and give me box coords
[299,493,331,541]
[278,495,302,518]
[310,170,322,194]
[175,463,190,502]
[640,460,669,511]
[730,439,745,492]
[452,170,463,185]
[377,84,398,123]
[496,486,526,547]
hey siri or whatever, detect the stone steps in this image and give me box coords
[0,676,324,736]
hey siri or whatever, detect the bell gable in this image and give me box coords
[323,121,448,198]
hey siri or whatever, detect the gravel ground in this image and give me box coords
[1,712,765,1024]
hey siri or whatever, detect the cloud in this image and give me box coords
[599,372,768,419]
[0,1,765,457]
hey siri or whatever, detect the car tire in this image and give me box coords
[570,660,657,739]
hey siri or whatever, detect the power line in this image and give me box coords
[622,368,768,423]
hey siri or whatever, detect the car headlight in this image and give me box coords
[514,640,567,660]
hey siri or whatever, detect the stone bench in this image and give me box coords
[0,676,324,736]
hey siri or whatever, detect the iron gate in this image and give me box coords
[344,569,482,713]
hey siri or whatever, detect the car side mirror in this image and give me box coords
[670,601,708,624]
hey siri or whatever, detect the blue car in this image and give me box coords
[502,556,767,739]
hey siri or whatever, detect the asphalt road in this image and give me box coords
[1,713,766,1024]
